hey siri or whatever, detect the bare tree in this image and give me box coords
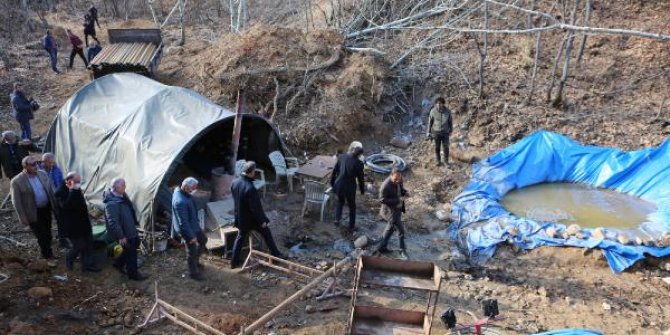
[576,0,592,63]
[554,0,581,106]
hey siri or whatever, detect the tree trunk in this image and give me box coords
[577,0,592,63]
[546,34,567,103]
[178,0,185,46]
[526,31,542,105]
[478,1,489,98]
[555,0,581,106]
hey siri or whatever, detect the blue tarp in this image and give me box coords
[532,329,605,335]
[450,131,670,273]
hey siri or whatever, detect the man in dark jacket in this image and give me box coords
[88,5,101,29]
[330,141,365,232]
[172,177,207,281]
[10,83,35,141]
[375,168,409,259]
[66,29,88,69]
[56,171,99,272]
[42,29,59,73]
[426,96,454,166]
[103,178,148,281]
[0,131,30,181]
[230,161,283,269]
[83,14,99,47]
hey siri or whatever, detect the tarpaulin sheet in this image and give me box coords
[450,131,670,273]
[45,73,285,229]
[532,329,605,335]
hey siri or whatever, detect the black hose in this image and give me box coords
[365,153,407,174]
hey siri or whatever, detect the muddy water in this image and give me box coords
[501,183,656,228]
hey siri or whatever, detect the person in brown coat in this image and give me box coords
[10,156,58,259]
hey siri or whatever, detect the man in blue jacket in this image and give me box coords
[230,161,283,269]
[103,178,149,281]
[42,30,60,73]
[172,177,207,281]
[10,83,35,142]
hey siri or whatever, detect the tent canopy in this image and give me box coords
[46,73,285,228]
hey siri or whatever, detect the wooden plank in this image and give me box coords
[157,299,226,335]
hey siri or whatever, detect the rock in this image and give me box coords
[354,236,369,249]
[560,231,570,239]
[657,233,670,248]
[566,224,581,236]
[617,234,630,245]
[537,286,548,297]
[27,260,49,273]
[662,277,670,286]
[565,296,573,305]
[507,226,520,237]
[434,210,450,221]
[602,302,612,311]
[389,136,411,149]
[27,287,52,299]
[123,314,134,327]
[574,232,585,239]
[545,227,557,238]
[305,305,316,313]
[592,228,605,240]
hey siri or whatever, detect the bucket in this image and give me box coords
[211,167,234,201]
[155,239,168,252]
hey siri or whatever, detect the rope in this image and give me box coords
[364,153,407,174]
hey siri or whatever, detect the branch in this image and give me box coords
[345,47,386,56]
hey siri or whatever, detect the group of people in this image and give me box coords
[41,5,102,73]
[3,141,149,280]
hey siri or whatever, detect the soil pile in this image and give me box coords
[186,26,391,149]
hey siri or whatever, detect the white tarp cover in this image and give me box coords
[45,73,277,228]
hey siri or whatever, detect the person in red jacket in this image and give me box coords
[66,29,88,69]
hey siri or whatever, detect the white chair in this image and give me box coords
[268,151,299,192]
[235,159,267,198]
[302,181,331,222]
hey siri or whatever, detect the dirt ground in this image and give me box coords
[1,0,670,334]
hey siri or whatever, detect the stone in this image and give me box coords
[353,236,369,249]
[537,286,548,297]
[545,227,557,238]
[124,314,134,327]
[617,234,631,245]
[662,277,670,286]
[592,228,605,240]
[434,210,450,221]
[27,287,52,299]
[566,224,581,236]
[305,305,316,313]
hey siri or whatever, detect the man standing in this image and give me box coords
[0,131,30,181]
[10,83,36,141]
[10,156,58,259]
[375,168,410,259]
[103,178,148,281]
[55,172,99,272]
[66,29,88,69]
[330,141,365,232]
[172,177,208,281]
[230,161,283,269]
[42,30,60,73]
[426,97,453,166]
[39,152,67,248]
[39,153,63,192]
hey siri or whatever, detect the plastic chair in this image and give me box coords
[235,159,267,198]
[268,151,299,192]
[302,180,331,222]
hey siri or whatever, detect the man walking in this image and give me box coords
[172,177,208,281]
[10,156,58,259]
[10,83,36,141]
[83,14,100,47]
[56,171,99,272]
[103,178,148,281]
[375,168,410,259]
[42,30,60,73]
[426,97,453,166]
[66,29,88,69]
[0,131,30,181]
[230,161,283,269]
[88,4,101,29]
[330,141,365,232]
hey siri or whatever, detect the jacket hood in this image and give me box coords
[102,189,124,204]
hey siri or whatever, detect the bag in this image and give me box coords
[30,100,40,111]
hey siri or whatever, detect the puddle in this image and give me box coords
[501,183,656,229]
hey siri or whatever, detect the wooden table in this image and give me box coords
[295,155,337,182]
